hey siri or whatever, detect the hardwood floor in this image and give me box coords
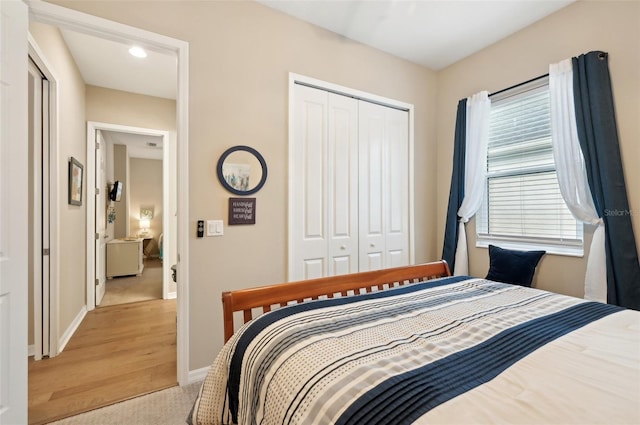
[28,299,177,425]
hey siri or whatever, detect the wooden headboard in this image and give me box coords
[221,260,451,342]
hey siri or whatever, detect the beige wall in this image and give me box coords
[85,85,176,131]
[51,0,438,370]
[29,21,87,340]
[129,158,163,255]
[435,1,640,298]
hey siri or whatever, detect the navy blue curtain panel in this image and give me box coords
[572,51,640,310]
[441,99,467,272]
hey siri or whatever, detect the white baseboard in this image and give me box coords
[28,344,35,357]
[167,291,177,300]
[187,365,210,384]
[58,306,87,353]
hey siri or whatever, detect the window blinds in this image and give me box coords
[477,84,582,245]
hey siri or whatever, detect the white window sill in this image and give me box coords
[476,237,584,258]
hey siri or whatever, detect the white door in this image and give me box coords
[327,93,359,276]
[359,101,409,271]
[291,85,359,280]
[0,0,29,423]
[28,57,51,360]
[380,105,410,268]
[95,130,107,305]
[291,83,409,280]
[358,101,386,271]
[292,85,328,280]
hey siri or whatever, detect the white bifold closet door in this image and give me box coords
[358,101,409,272]
[291,84,409,281]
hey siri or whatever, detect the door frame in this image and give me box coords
[28,34,60,360]
[27,0,191,385]
[87,122,174,307]
[287,73,416,280]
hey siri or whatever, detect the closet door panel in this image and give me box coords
[328,93,358,276]
[304,259,325,281]
[292,85,328,280]
[359,101,386,272]
[385,107,410,267]
[363,252,384,272]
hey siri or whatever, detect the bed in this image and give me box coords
[189,261,640,425]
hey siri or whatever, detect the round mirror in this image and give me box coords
[217,145,268,195]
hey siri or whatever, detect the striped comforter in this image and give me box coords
[189,276,639,425]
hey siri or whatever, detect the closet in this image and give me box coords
[290,83,411,281]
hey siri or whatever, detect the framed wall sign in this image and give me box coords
[229,197,256,225]
[68,156,84,206]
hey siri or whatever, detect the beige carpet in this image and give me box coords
[47,382,202,425]
[99,258,163,307]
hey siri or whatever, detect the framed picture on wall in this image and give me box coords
[68,156,84,206]
[228,197,256,225]
[140,206,154,220]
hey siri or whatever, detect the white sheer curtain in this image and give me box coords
[454,91,491,275]
[549,59,607,302]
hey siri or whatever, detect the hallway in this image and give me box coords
[28,298,176,424]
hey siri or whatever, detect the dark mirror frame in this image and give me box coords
[216,145,268,196]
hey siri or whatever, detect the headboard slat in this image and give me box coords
[222,261,451,342]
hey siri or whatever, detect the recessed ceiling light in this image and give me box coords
[129,46,147,58]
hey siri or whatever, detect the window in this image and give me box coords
[476,77,583,255]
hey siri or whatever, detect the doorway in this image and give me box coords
[27,37,61,363]
[26,24,182,422]
[28,56,53,361]
[88,124,174,309]
[26,0,190,403]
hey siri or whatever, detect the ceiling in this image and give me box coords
[100,130,164,160]
[59,0,574,99]
[60,29,177,100]
[257,0,574,70]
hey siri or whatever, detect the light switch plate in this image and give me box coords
[206,220,224,236]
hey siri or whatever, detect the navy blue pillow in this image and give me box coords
[485,245,545,287]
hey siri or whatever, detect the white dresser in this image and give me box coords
[106,238,144,278]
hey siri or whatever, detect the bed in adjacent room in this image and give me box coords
[188,261,640,425]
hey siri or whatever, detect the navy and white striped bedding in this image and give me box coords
[189,276,623,425]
